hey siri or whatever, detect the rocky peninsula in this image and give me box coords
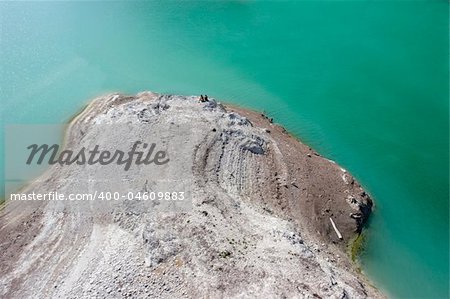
[0,92,383,298]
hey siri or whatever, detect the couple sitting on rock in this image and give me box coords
[199,94,209,102]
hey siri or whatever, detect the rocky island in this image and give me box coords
[0,92,383,298]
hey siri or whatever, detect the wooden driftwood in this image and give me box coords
[329,217,343,240]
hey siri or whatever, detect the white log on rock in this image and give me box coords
[330,217,343,240]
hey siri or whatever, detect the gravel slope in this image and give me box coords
[0,92,383,298]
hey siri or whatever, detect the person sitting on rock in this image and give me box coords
[204,95,209,102]
[199,95,204,102]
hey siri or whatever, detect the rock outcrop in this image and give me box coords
[0,92,383,298]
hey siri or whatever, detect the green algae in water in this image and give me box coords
[350,233,366,264]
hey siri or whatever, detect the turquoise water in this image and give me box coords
[1,1,448,298]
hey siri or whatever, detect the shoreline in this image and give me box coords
[226,103,375,271]
[0,92,383,298]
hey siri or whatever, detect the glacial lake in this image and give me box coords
[1,1,448,298]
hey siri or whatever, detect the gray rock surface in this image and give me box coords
[0,92,383,298]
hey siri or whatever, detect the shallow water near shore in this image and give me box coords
[1,1,448,298]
